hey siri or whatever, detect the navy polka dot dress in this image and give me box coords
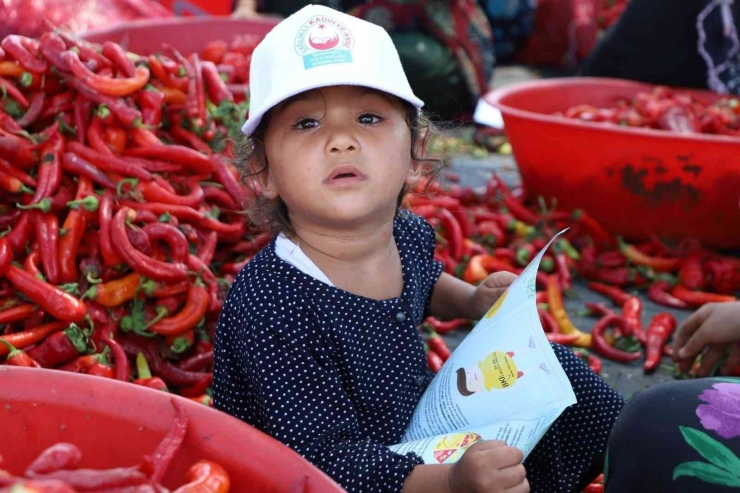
[213,211,626,493]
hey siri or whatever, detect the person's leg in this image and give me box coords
[605,377,740,493]
[524,343,626,493]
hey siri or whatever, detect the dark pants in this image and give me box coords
[605,378,740,492]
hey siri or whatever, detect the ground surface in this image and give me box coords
[441,66,691,398]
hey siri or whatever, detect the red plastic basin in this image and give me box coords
[487,77,740,249]
[79,17,279,56]
[0,367,345,492]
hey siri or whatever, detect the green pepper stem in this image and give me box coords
[67,196,99,213]
[0,338,19,357]
[136,352,152,379]
[17,198,52,213]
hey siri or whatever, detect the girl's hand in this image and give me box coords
[449,440,529,493]
[470,272,517,320]
[673,301,740,376]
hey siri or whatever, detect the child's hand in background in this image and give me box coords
[470,272,517,320]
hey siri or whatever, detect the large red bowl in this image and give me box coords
[0,367,345,492]
[486,77,740,249]
[79,17,279,56]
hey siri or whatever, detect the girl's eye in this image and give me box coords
[358,113,384,125]
[293,118,319,130]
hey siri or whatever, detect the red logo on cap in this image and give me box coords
[308,24,340,51]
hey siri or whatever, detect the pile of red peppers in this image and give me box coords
[0,31,272,403]
[0,398,231,492]
[559,85,740,136]
[410,173,739,376]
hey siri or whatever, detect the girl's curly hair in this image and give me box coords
[234,101,448,236]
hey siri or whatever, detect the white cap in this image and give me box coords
[241,4,424,136]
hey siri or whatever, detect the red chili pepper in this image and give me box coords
[85,113,114,156]
[0,303,34,324]
[5,265,86,323]
[150,398,188,484]
[426,347,444,372]
[104,126,128,155]
[16,91,45,127]
[111,208,188,283]
[142,222,189,264]
[621,296,647,344]
[435,208,464,261]
[27,466,148,489]
[202,186,237,210]
[201,60,234,104]
[120,201,205,225]
[102,334,130,382]
[137,84,165,127]
[596,250,626,269]
[101,41,136,77]
[124,145,215,175]
[197,231,218,267]
[59,346,115,378]
[572,209,614,247]
[1,35,47,73]
[0,338,40,367]
[591,266,635,286]
[679,253,707,291]
[169,124,212,155]
[0,322,66,357]
[31,212,60,285]
[554,252,572,290]
[583,483,605,493]
[425,317,468,334]
[97,191,124,268]
[148,283,209,337]
[591,314,642,362]
[0,171,33,195]
[26,323,89,368]
[4,211,33,253]
[584,302,615,318]
[40,90,75,119]
[189,53,207,126]
[57,176,93,284]
[0,76,29,108]
[65,50,149,97]
[487,176,538,224]
[211,155,248,206]
[72,94,91,144]
[25,443,83,476]
[65,77,143,128]
[148,55,189,91]
[61,153,117,190]
[425,330,451,362]
[173,460,230,493]
[647,281,690,309]
[538,307,560,333]
[0,129,37,170]
[180,373,213,398]
[644,313,677,372]
[587,282,631,306]
[619,237,682,272]
[67,142,152,182]
[31,132,64,204]
[0,157,35,188]
[139,176,204,209]
[546,333,580,345]
[671,284,737,307]
[177,350,214,373]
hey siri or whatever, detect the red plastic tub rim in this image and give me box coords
[486,77,740,145]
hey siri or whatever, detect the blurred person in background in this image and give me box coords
[581,0,740,95]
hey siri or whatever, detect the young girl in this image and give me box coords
[213,5,625,493]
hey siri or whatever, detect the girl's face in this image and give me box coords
[260,85,421,230]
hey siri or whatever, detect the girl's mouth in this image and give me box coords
[324,165,369,186]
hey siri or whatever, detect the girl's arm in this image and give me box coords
[232,0,258,17]
[429,272,517,321]
[428,273,477,320]
[403,464,452,493]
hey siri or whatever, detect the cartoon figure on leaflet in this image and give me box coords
[456,336,550,396]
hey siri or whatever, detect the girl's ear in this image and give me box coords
[258,166,279,200]
[405,129,426,187]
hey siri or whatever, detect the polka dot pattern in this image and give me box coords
[525,344,626,492]
[213,211,626,492]
[214,212,443,492]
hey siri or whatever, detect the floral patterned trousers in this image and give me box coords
[605,378,740,492]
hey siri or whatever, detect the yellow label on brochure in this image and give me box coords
[484,290,508,319]
[480,351,518,390]
[433,432,482,463]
